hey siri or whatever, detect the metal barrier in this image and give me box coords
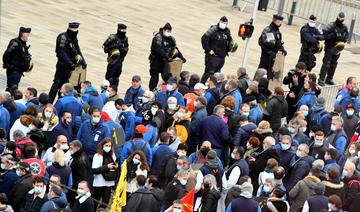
[232,0,360,42]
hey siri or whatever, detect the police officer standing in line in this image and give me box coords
[148,23,186,91]
[298,15,324,72]
[48,22,86,103]
[2,27,33,93]
[258,14,287,79]
[318,12,348,86]
[103,24,129,89]
[201,16,234,83]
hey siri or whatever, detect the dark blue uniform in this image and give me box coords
[2,37,32,92]
[48,29,86,103]
[298,23,324,71]
[201,24,232,83]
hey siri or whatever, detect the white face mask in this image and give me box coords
[349,149,356,155]
[179,179,187,185]
[60,144,69,150]
[231,153,236,159]
[163,31,171,37]
[151,108,158,115]
[308,22,316,27]
[219,22,227,30]
[168,103,177,110]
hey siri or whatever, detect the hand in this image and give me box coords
[292,74,298,85]
[107,163,115,169]
[181,57,186,63]
[69,63,76,71]
[82,63,87,69]
[282,49,287,56]
[288,92,296,98]
[209,50,215,56]
[248,156,255,162]
[167,57,173,62]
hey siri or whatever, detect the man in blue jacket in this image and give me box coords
[77,107,110,157]
[116,98,136,141]
[334,76,357,106]
[326,116,347,155]
[55,83,83,119]
[296,81,317,111]
[197,105,229,163]
[50,111,73,146]
[204,76,220,115]
[80,81,104,110]
[0,91,11,133]
[124,75,145,111]
[156,77,184,109]
[224,79,242,114]
[339,87,360,116]
[121,124,152,166]
[151,132,174,176]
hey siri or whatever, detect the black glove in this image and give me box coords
[269,51,277,57]
[69,63,76,71]
[282,49,287,56]
[82,63,87,69]
[167,57,173,62]
[181,57,186,63]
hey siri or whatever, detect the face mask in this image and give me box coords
[118,31,126,38]
[163,31,171,37]
[151,108,158,115]
[92,117,100,124]
[80,89,85,94]
[231,153,236,159]
[0,163,5,170]
[303,111,309,117]
[34,186,43,194]
[349,149,356,155]
[219,22,227,30]
[330,124,337,131]
[77,188,86,196]
[177,152,186,157]
[60,144,69,150]
[205,82,209,87]
[200,147,210,156]
[263,185,271,193]
[302,127,307,132]
[242,112,250,117]
[168,103,177,110]
[342,170,348,178]
[288,127,296,134]
[173,208,182,212]
[44,111,52,119]
[28,125,34,131]
[103,146,111,153]
[104,91,110,98]
[166,84,173,92]
[314,140,323,147]
[281,144,290,151]
[179,179,187,185]
[246,143,252,149]
[296,151,302,158]
[347,110,354,116]
[328,203,335,211]
[133,158,140,165]
[64,119,72,126]
[177,165,182,171]
[308,22,316,27]
[16,170,22,177]
[35,149,39,157]
[309,132,315,138]
[177,112,185,119]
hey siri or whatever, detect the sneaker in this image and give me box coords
[325,79,336,85]
[318,80,325,86]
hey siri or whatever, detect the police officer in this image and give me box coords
[148,23,186,91]
[2,27,33,93]
[318,12,348,86]
[103,23,129,88]
[201,16,234,83]
[298,15,324,72]
[48,22,86,103]
[258,14,287,79]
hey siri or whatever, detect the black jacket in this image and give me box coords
[200,188,221,212]
[343,171,360,212]
[124,188,159,212]
[163,179,187,210]
[2,37,31,71]
[258,22,284,55]
[201,24,232,57]
[300,23,324,49]
[283,155,315,191]
[103,33,129,58]
[70,149,89,187]
[150,32,177,60]
[150,187,164,211]
[263,95,288,131]
[8,173,33,211]
[56,30,85,66]
[177,80,190,96]
[72,196,94,212]
[249,147,280,175]
[322,20,348,49]
[158,152,178,188]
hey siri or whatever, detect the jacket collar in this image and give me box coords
[76,191,91,203]
[28,187,46,199]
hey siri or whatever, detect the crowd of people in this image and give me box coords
[0,59,359,211]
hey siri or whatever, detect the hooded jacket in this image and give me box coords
[200,188,221,212]
[323,180,345,201]
[263,95,288,131]
[284,155,315,191]
[124,188,159,212]
[124,86,145,111]
[40,194,68,212]
[173,110,192,143]
[82,86,104,110]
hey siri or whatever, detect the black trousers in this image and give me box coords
[258,51,276,79]
[298,49,316,71]
[93,186,112,211]
[6,68,22,92]
[149,58,167,91]
[105,57,124,88]
[201,55,225,83]
[48,62,71,103]
[319,49,340,81]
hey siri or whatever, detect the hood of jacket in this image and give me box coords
[271,95,286,104]
[205,188,221,199]
[84,86,99,96]
[323,180,344,189]
[3,99,16,112]
[254,127,273,135]
[312,103,325,113]
[150,187,164,201]
[303,175,321,190]
[52,194,68,208]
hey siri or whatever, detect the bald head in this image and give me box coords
[201,141,212,149]
[56,135,68,145]
[344,161,356,177]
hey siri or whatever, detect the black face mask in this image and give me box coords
[67,29,78,39]
[117,31,126,39]
[200,147,210,156]
[336,18,344,26]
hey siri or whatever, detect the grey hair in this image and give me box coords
[264,136,276,146]
[281,135,292,143]
[253,68,267,81]
[312,159,325,170]
[265,178,276,187]
[332,116,344,126]
[203,174,219,191]
[13,130,26,141]
[299,143,310,154]
[177,155,189,163]
[63,83,74,94]
[175,169,190,178]
[70,140,82,148]
[213,104,225,115]
[4,92,11,101]
[214,72,225,82]
[167,96,177,104]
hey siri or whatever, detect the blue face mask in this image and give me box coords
[342,170,348,179]
[92,117,101,124]
[303,111,309,117]
[330,124,337,131]
[166,84,173,92]
[347,110,354,116]
[34,186,43,194]
[0,163,5,170]
[296,151,302,158]
[263,185,271,193]
[281,144,290,151]
[288,127,296,134]
[103,146,111,153]
[44,111,52,119]
[314,140,323,147]
[242,112,250,117]
[16,170,22,177]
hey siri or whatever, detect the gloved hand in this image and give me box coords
[181,57,186,63]
[82,63,87,69]
[69,63,76,71]
[167,57,173,62]
[282,49,287,56]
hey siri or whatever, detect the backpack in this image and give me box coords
[310,109,327,127]
[209,166,223,192]
[130,140,148,156]
[348,179,360,191]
